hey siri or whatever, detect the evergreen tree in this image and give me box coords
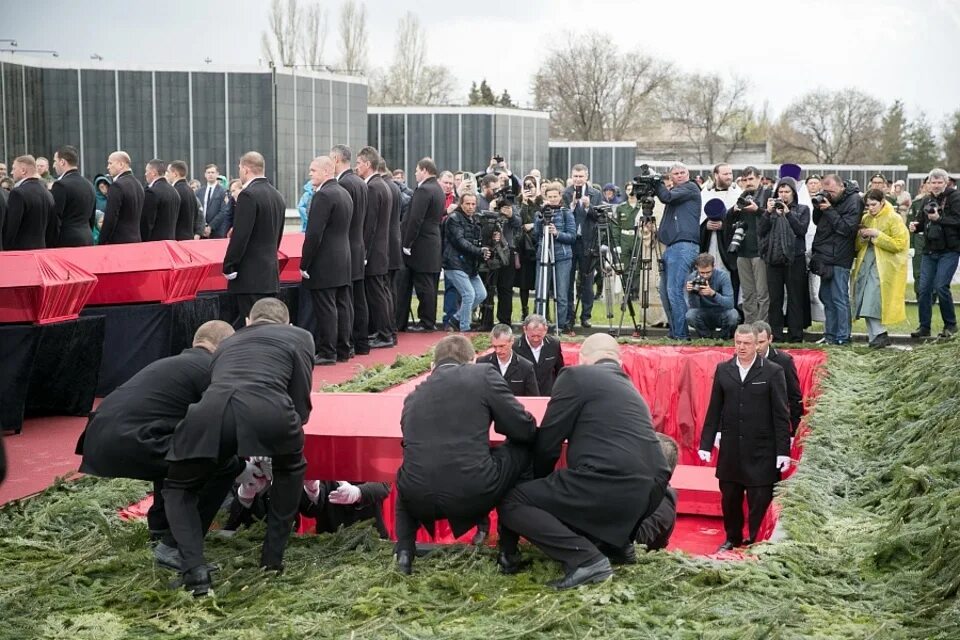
[879,100,909,165]
[478,79,496,105]
[468,81,481,105]
[498,89,515,107]
[943,110,960,172]
[904,114,942,173]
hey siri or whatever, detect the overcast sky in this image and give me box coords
[6,0,960,127]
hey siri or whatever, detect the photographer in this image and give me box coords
[616,183,666,326]
[758,177,810,342]
[490,178,522,326]
[910,168,960,338]
[442,193,489,332]
[477,174,500,211]
[534,183,577,331]
[727,167,771,325]
[477,200,514,331]
[684,253,738,339]
[655,162,702,340]
[516,175,543,319]
[563,164,603,331]
[810,174,862,345]
[700,164,742,308]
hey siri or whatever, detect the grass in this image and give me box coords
[2,340,960,638]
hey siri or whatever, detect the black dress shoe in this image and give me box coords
[260,563,284,575]
[497,551,525,575]
[153,542,182,571]
[548,557,613,590]
[601,542,637,565]
[370,338,394,349]
[716,540,738,552]
[938,324,957,338]
[869,332,891,349]
[315,356,336,366]
[742,538,753,547]
[407,324,435,333]
[181,565,212,597]
[910,327,931,338]
[581,320,592,329]
[396,550,414,575]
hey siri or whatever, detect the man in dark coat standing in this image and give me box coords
[140,159,180,241]
[166,161,199,241]
[755,321,804,436]
[395,335,537,575]
[513,314,564,395]
[75,320,234,567]
[100,151,144,244]
[300,156,353,365]
[2,155,56,250]
[381,159,404,344]
[477,324,539,397]
[356,147,394,349]
[51,146,95,247]
[164,298,314,595]
[395,158,445,332]
[698,324,791,551]
[499,333,670,589]
[223,152,286,326]
[331,144,370,356]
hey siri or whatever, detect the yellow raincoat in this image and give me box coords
[852,200,909,325]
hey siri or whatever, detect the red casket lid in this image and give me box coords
[0,251,98,324]
[179,238,290,293]
[278,232,304,283]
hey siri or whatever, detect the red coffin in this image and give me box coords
[51,241,212,305]
[179,239,292,292]
[0,251,98,324]
[278,232,304,283]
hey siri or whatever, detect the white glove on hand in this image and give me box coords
[250,456,273,482]
[300,269,310,280]
[303,480,321,504]
[236,460,258,485]
[776,456,791,472]
[236,481,258,508]
[224,271,238,281]
[402,247,412,256]
[328,481,362,505]
[714,433,721,449]
[698,449,712,463]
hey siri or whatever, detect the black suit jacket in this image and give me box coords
[384,175,404,271]
[401,176,445,273]
[141,178,180,241]
[173,179,199,241]
[699,356,791,486]
[364,174,392,276]
[100,171,144,244]
[513,335,565,396]
[476,352,540,396]
[223,177,285,295]
[765,346,803,435]
[0,189,6,251]
[75,347,213,480]
[299,481,391,538]
[200,183,226,225]
[51,170,95,247]
[2,178,56,249]
[338,169,368,281]
[301,179,353,289]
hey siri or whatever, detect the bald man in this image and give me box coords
[100,150,144,244]
[498,333,670,589]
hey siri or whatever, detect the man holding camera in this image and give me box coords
[534,183,577,332]
[727,167,771,325]
[759,177,810,342]
[478,200,516,331]
[655,162,702,340]
[685,253,739,339]
[442,193,489,332]
[910,168,960,338]
[563,164,603,332]
[810,174,862,345]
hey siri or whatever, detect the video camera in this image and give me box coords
[478,210,503,248]
[630,164,662,201]
[811,192,829,207]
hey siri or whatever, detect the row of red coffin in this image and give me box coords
[0,234,308,324]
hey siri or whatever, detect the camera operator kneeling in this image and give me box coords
[685,253,739,339]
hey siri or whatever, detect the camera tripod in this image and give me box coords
[616,201,661,338]
[534,213,560,336]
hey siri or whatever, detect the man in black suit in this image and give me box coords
[75,320,235,569]
[140,159,180,241]
[396,157,445,332]
[698,324,791,552]
[299,480,391,538]
[164,298,314,595]
[51,145,95,247]
[498,333,670,589]
[331,145,369,356]
[380,159,404,344]
[200,164,230,238]
[477,324,539,396]
[2,155,56,250]
[166,161,200,241]
[513,314,565,395]
[223,151,286,326]
[100,151,144,244]
[395,335,537,575]
[300,156,353,365]
[755,321,804,436]
[356,147,394,349]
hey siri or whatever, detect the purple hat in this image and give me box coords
[704,198,727,221]
[779,163,802,181]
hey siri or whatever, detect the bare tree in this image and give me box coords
[299,1,328,68]
[338,0,368,75]
[660,73,752,163]
[532,32,670,140]
[368,13,454,105]
[261,0,327,68]
[772,88,884,163]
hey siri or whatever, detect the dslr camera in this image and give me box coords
[690,274,710,291]
[727,220,747,253]
[772,198,787,213]
[923,200,940,216]
[811,192,829,207]
[736,193,756,210]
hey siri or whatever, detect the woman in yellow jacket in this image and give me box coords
[852,189,909,348]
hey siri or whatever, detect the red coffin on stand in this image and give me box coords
[51,241,213,305]
[0,252,98,324]
[179,239,291,293]
[278,232,305,283]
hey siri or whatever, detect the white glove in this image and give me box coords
[328,481,362,505]
[223,271,238,281]
[235,460,259,485]
[713,432,721,449]
[303,480,321,504]
[236,476,269,507]
[790,437,795,448]
[300,269,310,280]
[402,247,412,256]
[776,456,791,472]
[250,456,273,482]
[698,449,712,463]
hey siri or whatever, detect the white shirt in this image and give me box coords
[204,183,215,210]
[497,356,511,377]
[363,172,374,184]
[737,354,757,382]
[526,338,543,363]
[148,177,160,188]
[336,168,349,182]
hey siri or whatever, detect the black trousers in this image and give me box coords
[148,479,169,534]
[234,292,273,328]
[365,273,392,341]
[395,266,439,330]
[310,285,351,360]
[388,269,400,340]
[350,279,369,353]
[766,253,809,341]
[719,480,774,544]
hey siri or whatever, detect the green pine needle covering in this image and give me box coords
[1,341,959,639]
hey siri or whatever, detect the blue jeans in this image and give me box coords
[444,269,486,330]
[686,307,740,339]
[442,280,460,327]
[818,266,851,344]
[663,242,699,339]
[918,251,960,331]
[535,258,572,328]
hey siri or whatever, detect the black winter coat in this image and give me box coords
[442,210,484,276]
[812,182,862,268]
[173,179,200,241]
[223,177,285,295]
[914,187,960,254]
[758,202,810,264]
[364,174,392,276]
[301,179,353,290]
[401,176,445,273]
[385,176,404,271]
[2,177,56,249]
[765,346,803,435]
[338,169,368,281]
[51,170,95,247]
[140,177,180,241]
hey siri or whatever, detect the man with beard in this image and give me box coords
[726,167,771,325]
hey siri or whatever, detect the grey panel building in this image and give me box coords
[548,141,637,189]
[367,106,549,186]
[0,54,367,207]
